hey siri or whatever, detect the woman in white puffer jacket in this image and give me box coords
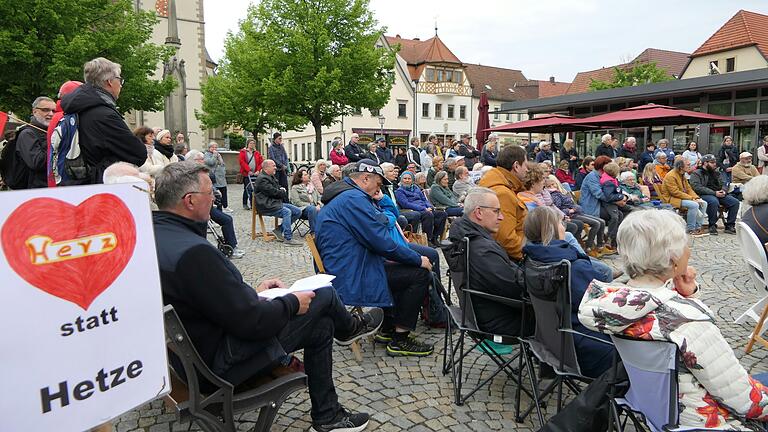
[578,209,768,429]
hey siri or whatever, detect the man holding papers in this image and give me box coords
[152,162,382,432]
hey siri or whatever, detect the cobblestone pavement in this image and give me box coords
[112,184,768,432]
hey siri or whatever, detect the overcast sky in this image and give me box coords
[204,0,768,83]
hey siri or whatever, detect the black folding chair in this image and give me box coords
[441,237,535,409]
[517,258,613,427]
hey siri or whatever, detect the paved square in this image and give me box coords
[113,184,767,432]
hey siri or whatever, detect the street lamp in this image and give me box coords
[443,122,449,147]
[378,114,385,140]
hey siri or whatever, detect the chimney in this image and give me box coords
[549,76,555,83]
[395,34,401,38]
[413,37,420,41]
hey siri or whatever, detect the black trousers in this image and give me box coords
[383,262,430,331]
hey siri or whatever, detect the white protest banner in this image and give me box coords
[0,183,169,432]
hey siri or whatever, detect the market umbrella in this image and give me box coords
[476,92,490,150]
[577,103,738,128]
[484,113,603,134]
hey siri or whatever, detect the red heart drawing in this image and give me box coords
[1,194,136,310]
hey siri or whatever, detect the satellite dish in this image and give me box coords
[710,62,721,75]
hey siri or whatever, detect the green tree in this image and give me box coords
[589,62,674,91]
[0,0,175,115]
[198,0,396,156]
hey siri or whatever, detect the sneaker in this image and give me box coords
[724,225,737,234]
[310,407,369,432]
[374,330,394,344]
[599,246,617,256]
[223,208,234,214]
[708,226,719,236]
[243,204,251,210]
[272,228,285,241]
[386,335,434,357]
[231,248,246,259]
[587,248,602,258]
[335,308,384,346]
[688,228,708,238]
[284,238,304,247]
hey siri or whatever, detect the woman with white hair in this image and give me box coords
[579,210,768,429]
[481,134,498,166]
[310,159,328,194]
[135,127,178,177]
[323,164,341,188]
[742,175,768,259]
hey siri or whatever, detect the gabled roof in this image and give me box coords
[385,34,462,80]
[691,10,768,58]
[566,48,689,95]
[535,79,571,98]
[463,64,534,101]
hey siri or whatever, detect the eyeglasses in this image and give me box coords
[112,76,125,86]
[183,190,214,199]
[34,107,54,113]
[478,206,501,215]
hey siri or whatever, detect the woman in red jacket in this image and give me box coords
[329,139,349,166]
[555,159,576,188]
[239,139,263,210]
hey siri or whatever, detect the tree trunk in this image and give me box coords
[312,118,323,161]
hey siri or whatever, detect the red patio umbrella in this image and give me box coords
[484,114,603,134]
[577,103,738,128]
[476,92,490,150]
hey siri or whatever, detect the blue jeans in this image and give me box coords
[445,206,464,217]
[565,232,612,282]
[700,194,740,228]
[301,205,319,233]
[210,207,237,247]
[262,204,301,240]
[680,199,706,230]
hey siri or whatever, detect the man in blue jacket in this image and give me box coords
[317,159,435,357]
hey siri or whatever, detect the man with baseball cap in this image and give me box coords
[316,159,435,357]
[732,151,760,185]
[690,154,739,235]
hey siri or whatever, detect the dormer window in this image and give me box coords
[485,84,492,90]
[425,67,463,83]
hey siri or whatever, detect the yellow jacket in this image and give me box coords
[478,167,527,260]
[661,168,699,208]
[732,163,760,184]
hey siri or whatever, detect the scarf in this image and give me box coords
[154,141,174,159]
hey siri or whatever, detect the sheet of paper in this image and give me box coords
[259,274,336,300]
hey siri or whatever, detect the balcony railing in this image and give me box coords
[418,81,472,96]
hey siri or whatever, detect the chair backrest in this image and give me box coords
[737,221,768,293]
[573,190,581,204]
[304,233,326,273]
[524,258,581,375]
[610,336,678,432]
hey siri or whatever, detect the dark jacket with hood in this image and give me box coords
[253,172,286,214]
[446,216,529,336]
[717,144,739,171]
[689,166,724,196]
[153,211,298,386]
[15,116,49,188]
[60,83,146,184]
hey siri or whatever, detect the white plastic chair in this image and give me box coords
[734,221,768,353]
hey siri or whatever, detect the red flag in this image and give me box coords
[0,112,7,137]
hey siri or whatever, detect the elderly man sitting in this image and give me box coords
[152,161,382,432]
[690,154,739,235]
[732,151,760,185]
[661,158,707,236]
[253,159,303,246]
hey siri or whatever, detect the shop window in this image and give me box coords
[726,57,735,73]
[734,101,757,116]
[610,103,626,111]
[707,102,731,116]
[735,89,758,99]
[672,95,699,105]
[592,105,608,113]
[447,104,455,119]
[574,107,590,115]
[398,102,407,118]
[422,103,429,117]
[459,105,466,119]
[708,91,732,102]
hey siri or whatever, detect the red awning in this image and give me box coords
[577,103,738,128]
[484,114,602,134]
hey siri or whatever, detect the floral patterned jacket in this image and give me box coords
[578,280,768,429]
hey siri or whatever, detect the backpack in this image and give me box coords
[49,113,89,185]
[421,271,449,328]
[0,126,30,190]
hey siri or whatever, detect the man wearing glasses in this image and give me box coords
[60,57,145,185]
[14,96,56,188]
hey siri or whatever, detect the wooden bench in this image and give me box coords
[163,305,307,432]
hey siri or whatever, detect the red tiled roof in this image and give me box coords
[691,10,768,58]
[535,80,571,98]
[566,48,689,94]
[463,64,534,101]
[385,35,462,66]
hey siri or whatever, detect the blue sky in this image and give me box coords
[204,0,768,82]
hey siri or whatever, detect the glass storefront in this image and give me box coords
[672,127,696,153]
[735,122,756,154]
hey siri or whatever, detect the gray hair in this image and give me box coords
[154,161,210,210]
[415,171,427,183]
[616,209,687,279]
[619,171,636,182]
[601,133,612,144]
[657,138,669,147]
[523,206,561,245]
[185,150,204,162]
[655,151,668,161]
[314,159,328,171]
[173,143,188,155]
[463,187,497,216]
[673,157,686,171]
[380,162,395,172]
[103,162,140,183]
[207,141,218,150]
[743,175,768,206]
[368,143,377,152]
[328,164,340,175]
[32,96,54,109]
[341,163,357,178]
[434,170,448,185]
[83,57,121,86]
[625,136,636,144]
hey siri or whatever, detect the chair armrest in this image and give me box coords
[464,288,527,310]
[560,328,614,346]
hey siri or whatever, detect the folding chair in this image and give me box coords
[291,217,310,237]
[441,237,535,408]
[735,222,768,353]
[517,258,612,427]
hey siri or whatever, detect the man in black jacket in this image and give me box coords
[594,133,616,159]
[60,57,146,184]
[153,162,382,432]
[689,154,739,235]
[445,187,532,336]
[253,159,303,246]
[458,134,481,167]
[344,133,366,163]
[15,96,55,188]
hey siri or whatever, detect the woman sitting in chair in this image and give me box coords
[288,169,320,234]
[522,206,614,378]
[579,209,768,429]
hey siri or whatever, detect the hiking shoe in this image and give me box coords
[374,330,394,344]
[272,228,285,241]
[336,308,384,346]
[310,407,369,432]
[724,226,737,234]
[284,238,304,247]
[599,246,617,256]
[231,248,246,259]
[386,336,434,357]
[708,226,719,236]
[587,248,602,258]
